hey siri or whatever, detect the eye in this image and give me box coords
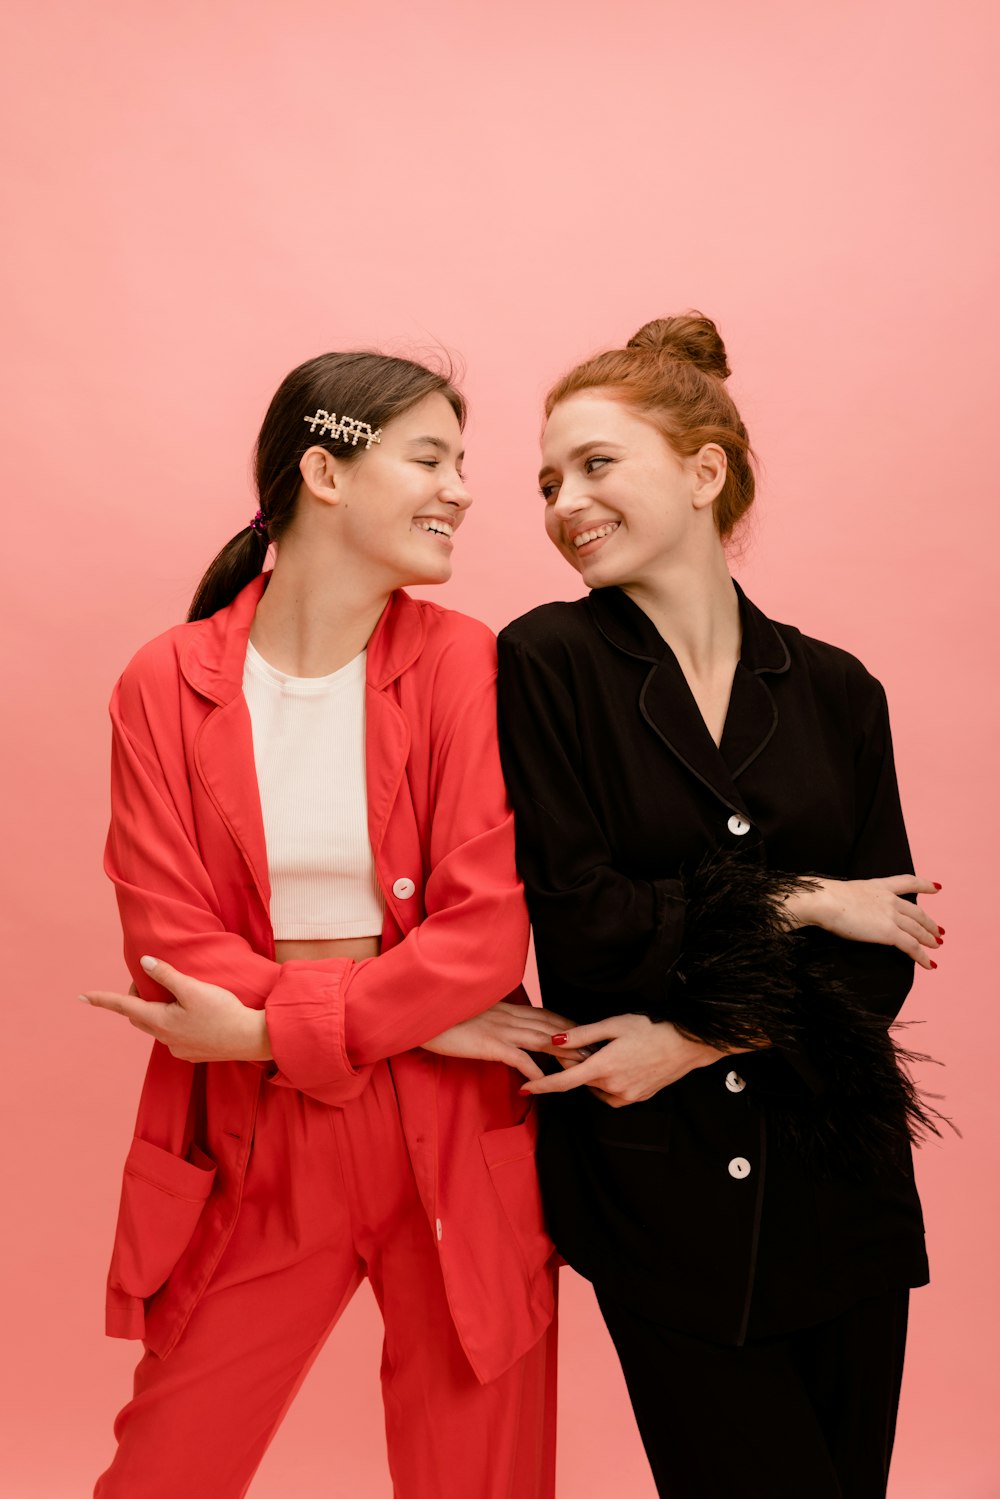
[539,482,559,503]
[585,456,612,474]
[418,459,440,468]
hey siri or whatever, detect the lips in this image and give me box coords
[572,521,619,549]
[413,516,456,540]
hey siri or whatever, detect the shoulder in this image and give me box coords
[784,624,884,699]
[113,621,195,710]
[771,618,889,733]
[498,599,595,660]
[408,597,499,677]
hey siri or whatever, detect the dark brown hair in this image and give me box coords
[188,352,466,621]
[544,313,756,539]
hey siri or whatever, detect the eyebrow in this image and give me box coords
[407,435,466,462]
[538,440,623,484]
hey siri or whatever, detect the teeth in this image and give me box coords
[416,520,454,538]
[573,522,619,548]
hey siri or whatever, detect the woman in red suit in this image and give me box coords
[84,352,564,1499]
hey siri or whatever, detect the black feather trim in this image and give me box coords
[653,850,948,1176]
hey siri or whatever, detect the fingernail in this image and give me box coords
[933,882,942,890]
[139,955,158,973]
[551,1033,567,1045]
[937,927,945,936]
[936,936,943,946]
[77,994,90,1004]
[519,1086,531,1094]
[930,961,938,970]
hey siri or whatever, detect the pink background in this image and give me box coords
[2,1,997,1494]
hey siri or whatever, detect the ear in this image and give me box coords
[690,443,727,511]
[298,446,342,509]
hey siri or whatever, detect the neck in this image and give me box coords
[250,534,391,677]
[621,544,740,677]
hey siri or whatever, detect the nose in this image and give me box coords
[552,484,588,519]
[440,473,473,511]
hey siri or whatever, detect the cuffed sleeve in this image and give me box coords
[107,616,529,1103]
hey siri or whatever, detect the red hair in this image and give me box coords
[545,313,756,539]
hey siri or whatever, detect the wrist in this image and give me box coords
[782,878,830,931]
[248,1008,273,1062]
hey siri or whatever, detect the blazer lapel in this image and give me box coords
[194,697,272,914]
[589,583,791,816]
[183,573,272,913]
[721,583,791,780]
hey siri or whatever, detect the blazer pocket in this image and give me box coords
[109,1137,217,1300]
[480,1118,554,1279]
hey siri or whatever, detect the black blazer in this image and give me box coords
[497,584,929,1346]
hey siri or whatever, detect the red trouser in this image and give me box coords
[95,1062,558,1498]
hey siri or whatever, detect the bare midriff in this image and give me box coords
[274,936,381,964]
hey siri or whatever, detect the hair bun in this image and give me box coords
[626,313,730,379]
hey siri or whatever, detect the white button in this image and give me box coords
[727,815,750,836]
[392,877,416,900]
[725,1071,746,1094]
[435,1217,443,1241]
[728,1157,751,1179]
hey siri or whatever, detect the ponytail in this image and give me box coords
[187,524,270,622]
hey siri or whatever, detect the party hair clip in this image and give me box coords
[303,410,382,449]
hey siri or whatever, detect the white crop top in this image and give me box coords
[242,641,385,940]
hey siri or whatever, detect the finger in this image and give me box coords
[550,1020,625,1050]
[82,989,147,1019]
[501,1047,546,1082]
[896,934,935,969]
[521,1056,605,1095]
[897,913,941,949]
[137,955,189,999]
[880,875,940,897]
[524,1007,579,1031]
[897,901,942,938]
[83,991,175,1031]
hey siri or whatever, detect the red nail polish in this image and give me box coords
[936,936,943,946]
[551,1033,567,1045]
[938,927,945,936]
[930,961,938,970]
[933,882,942,890]
[519,1085,531,1094]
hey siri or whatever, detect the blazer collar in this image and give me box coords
[587,581,790,814]
[179,572,427,705]
[587,580,790,676]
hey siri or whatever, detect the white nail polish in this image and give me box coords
[77,994,90,1004]
[140,955,158,973]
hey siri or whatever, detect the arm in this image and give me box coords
[104,634,530,1104]
[788,674,936,1023]
[495,632,688,991]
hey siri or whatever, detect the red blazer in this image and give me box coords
[103,572,555,1383]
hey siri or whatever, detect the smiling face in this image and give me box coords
[299,391,472,590]
[539,391,720,590]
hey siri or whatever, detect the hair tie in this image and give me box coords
[249,509,268,537]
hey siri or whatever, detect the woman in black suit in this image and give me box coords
[497,314,943,1499]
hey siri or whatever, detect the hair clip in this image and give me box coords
[249,509,268,536]
[303,410,382,449]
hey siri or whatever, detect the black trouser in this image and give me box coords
[595,1287,909,1499]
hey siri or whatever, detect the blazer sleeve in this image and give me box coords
[496,630,688,991]
[106,641,528,1107]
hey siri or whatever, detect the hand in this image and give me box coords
[80,956,272,1063]
[421,1001,586,1082]
[519,1014,733,1106]
[783,876,943,969]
